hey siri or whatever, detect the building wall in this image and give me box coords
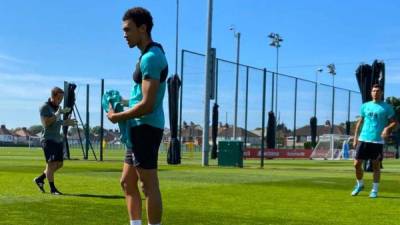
[0,134,14,142]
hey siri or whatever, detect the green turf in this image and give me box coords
[1,147,400,225]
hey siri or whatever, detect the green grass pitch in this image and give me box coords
[1,147,400,225]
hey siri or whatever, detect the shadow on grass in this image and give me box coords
[63,193,124,199]
[376,196,400,199]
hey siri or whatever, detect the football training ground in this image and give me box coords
[1,147,400,225]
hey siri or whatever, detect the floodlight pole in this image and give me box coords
[268,33,283,115]
[175,0,179,75]
[230,27,241,140]
[331,75,335,134]
[244,66,249,148]
[314,68,323,117]
[275,45,279,115]
[347,91,351,122]
[202,0,213,166]
[327,64,336,134]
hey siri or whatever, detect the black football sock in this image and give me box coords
[36,173,46,182]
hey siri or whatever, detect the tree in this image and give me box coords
[91,126,103,136]
[386,97,400,122]
[276,123,290,147]
[386,97,400,155]
[29,125,43,135]
[339,120,358,135]
[276,123,291,133]
[68,127,84,136]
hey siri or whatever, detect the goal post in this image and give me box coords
[310,134,352,160]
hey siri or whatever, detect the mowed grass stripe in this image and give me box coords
[1,147,400,225]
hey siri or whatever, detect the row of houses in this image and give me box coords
[1,120,349,148]
[0,125,123,146]
[166,120,349,147]
[0,125,40,145]
[67,129,121,144]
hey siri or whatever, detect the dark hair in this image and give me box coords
[123,7,153,37]
[372,84,382,90]
[51,87,64,97]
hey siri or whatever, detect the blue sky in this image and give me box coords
[0,0,399,130]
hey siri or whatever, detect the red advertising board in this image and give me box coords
[244,148,313,159]
[244,148,396,159]
[384,151,395,158]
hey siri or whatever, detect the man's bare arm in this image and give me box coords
[381,118,398,139]
[41,116,57,128]
[353,117,363,148]
[107,78,159,123]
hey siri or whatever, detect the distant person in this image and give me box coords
[107,7,168,225]
[351,84,397,198]
[34,87,76,195]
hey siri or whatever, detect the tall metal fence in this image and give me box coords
[179,49,362,149]
[1,49,363,163]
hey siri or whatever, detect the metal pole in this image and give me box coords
[271,72,275,111]
[293,78,298,150]
[275,46,279,115]
[331,76,335,134]
[244,66,249,148]
[85,84,90,160]
[347,90,351,122]
[178,49,184,142]
[314,73,318,117]
[175,0,179,75]
[100,79,104,161]
[215,60,219,103]
[202,0,213,166]
[274,47,279,150]
[233,32,240,140]
[63,81,70,159]
[330,135,334,159]
[73,105,86,158]
[261,68,267,168]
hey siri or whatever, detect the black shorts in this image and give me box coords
[41,140,64,162]
[125,124,164,169]
[355,141,383,161]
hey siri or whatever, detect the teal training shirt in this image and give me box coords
[358,101,395,143]
[129,44,168,129]
[102,90,130,146]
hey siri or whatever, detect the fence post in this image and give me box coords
[261,68,267,168]
[293,78,298,150]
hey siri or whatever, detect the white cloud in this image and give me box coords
[0,53,28,64]
[0,71,131,85]
[0,71,133,100]
[386,66,400,84]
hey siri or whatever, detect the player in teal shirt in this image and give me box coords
[129,43,167,130]
[107,7,167,225]
[358,99,395,143]
[351,84,397,198]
